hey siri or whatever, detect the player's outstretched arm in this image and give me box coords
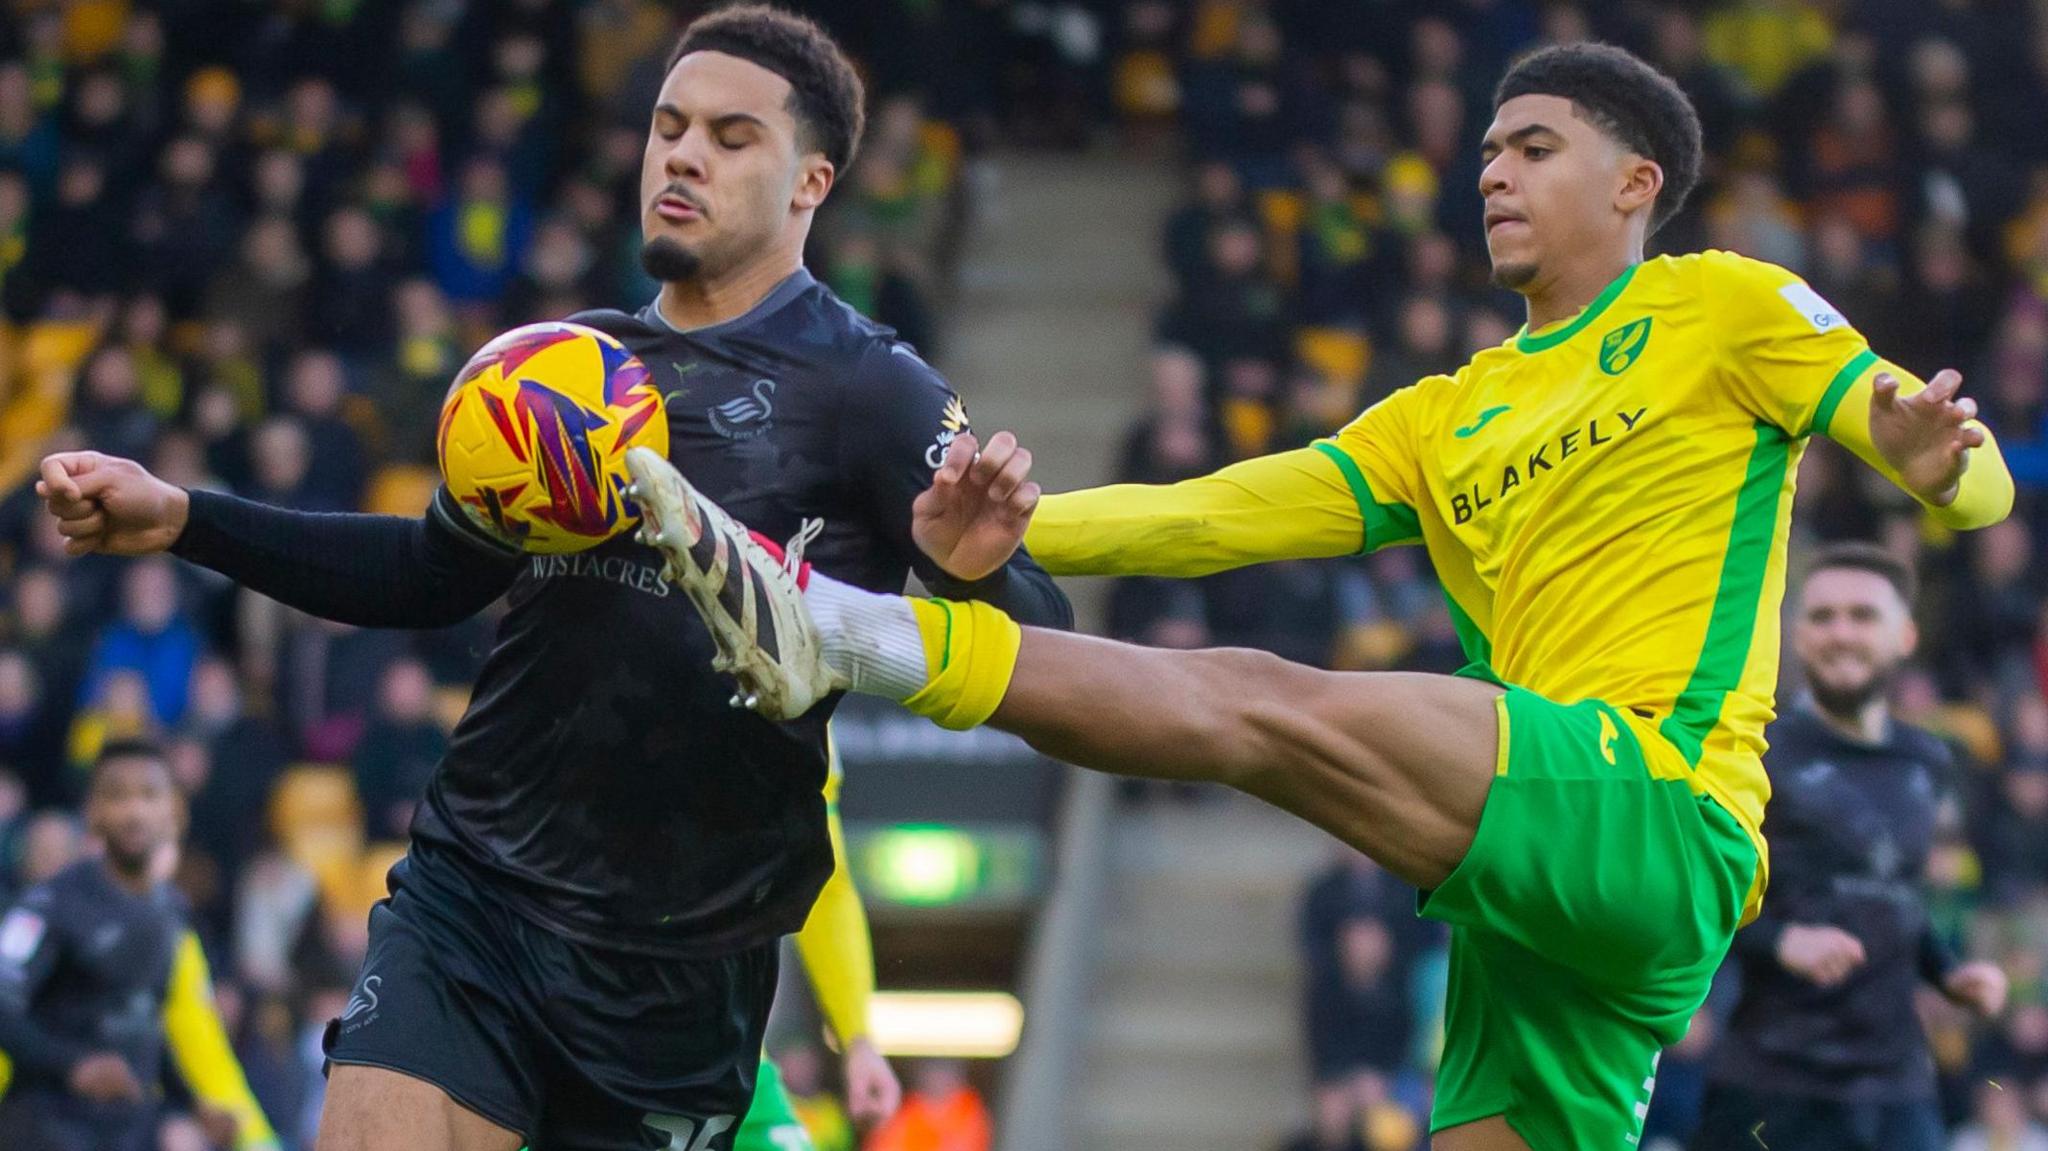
[38,451,518,629]
[915,434,1386,580]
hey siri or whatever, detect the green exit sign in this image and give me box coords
[850,824,1043,909]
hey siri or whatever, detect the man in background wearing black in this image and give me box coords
[1695,543,2008,1151]
[0,738,275,1151]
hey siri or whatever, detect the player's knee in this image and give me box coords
[1184,647,1305,770]
[1190,645,1298,692]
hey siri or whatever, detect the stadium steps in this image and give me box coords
[943,146,1331,1150]
[936,148,1181,625]
[1076,792,1337,1151]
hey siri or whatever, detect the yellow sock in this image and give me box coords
[901,598,1023,730]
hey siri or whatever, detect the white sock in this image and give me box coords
[806,572,930,701]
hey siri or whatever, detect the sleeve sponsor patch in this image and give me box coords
[1777,282,1848,333]
[0,909,46,964]
[925,396,972,470]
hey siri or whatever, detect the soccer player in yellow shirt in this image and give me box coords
[628,42,2013,1151]
[732,742,900,1151]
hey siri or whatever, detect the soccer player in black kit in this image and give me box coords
[32,8,1069,1151]
[1693,544,2007,1151]
[0,739,276,1151]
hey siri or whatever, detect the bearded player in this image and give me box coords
[626,43,2013,1151]
[34,8,1065,1150]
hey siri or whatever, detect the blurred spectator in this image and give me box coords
[0,60,60,198]
[1116,346,1215,482]
[78,558,202,730]
[180,658,290,877]
[281,350,369,510]
[17,156,123,306]
[0,649,61,788]
[1977,704,2048,905]
[372,278,462,463]
[310,206,398,359]
[119,293,186,420]
[1944,520,2041,693]
[1165,161,1248,292]
[247,416,334,512]
[133,136,243,317]
[70,345,160,463]
[1160,219,1291,367]
[352,658,444,841]
[1365,295,1459,405]
[864,1059,990,1151]
[1798,78,1901,247]
[428,155,534,311]
[205,214,312,359]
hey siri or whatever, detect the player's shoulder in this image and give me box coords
[1682,249,1838,319]
[44,858,103,898]
[1680,248,1797,288]
[773,274,951,393]
[151,879,193,922]
[12,860,99,923]
[564,307,658,341]
[1391,360,1493,422]
[1890,719,1958,772]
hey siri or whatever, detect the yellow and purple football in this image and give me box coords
[436,321,668,554]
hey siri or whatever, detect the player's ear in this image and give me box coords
[793,154,834,212]
[1900,615,1920,660]
[1616,155,1662,220]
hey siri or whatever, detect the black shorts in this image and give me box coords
[1692,1083,1944,1151]
[323,846,779,1151]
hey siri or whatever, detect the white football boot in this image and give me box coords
[624,447,848,720]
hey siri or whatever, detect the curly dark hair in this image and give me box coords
[91,736,169,784]
[666,4,866,174]
[1494,43,1702,235]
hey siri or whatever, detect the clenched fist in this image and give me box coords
[35,451,190,557]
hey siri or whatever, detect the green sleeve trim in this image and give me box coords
[929,598,954,673]
[1811,347,1879,438]
[1658,423,1794,766]
[1310,440,1421,554]
[1514,263,1639,353]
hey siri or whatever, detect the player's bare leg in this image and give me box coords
[993,629,1499,887]
[316,1066,523,1151]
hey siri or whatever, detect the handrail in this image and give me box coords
[993,766,1117,1151]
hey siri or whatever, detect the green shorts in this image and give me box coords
[733,1058,813,1151]
[1421,686,1758,1151]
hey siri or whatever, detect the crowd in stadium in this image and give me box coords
[4,0,2048,1149]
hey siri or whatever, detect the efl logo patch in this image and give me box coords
[1778,282,1847,333]
[0,909,45,963]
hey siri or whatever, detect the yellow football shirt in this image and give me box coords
[793,737,876,1044]
[1025,250,2013,920]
